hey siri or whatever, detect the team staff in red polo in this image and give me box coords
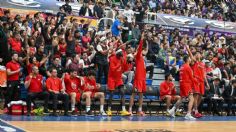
[46,68,69,116]
[160,73,182,117]
[25,66,49,116]
[5,52,21,109]
[179,55,196,120]
[129,32,146,116]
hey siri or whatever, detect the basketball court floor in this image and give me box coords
[0,115,236,132]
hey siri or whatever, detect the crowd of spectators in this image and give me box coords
[0,0,236,116]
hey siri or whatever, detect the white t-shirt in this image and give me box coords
[123,9,134,23]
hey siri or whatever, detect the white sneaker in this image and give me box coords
[185,114,196,120]
[168,109,175,118]
[100,111,107,116]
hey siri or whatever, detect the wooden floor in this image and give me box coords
[9,121,236,132]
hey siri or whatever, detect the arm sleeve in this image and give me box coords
[46,79,51,91]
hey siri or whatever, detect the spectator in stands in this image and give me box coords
[8,32,22,54]
[160,73,182,117]
[95,37,109,84]
[25,66,49,116]
[47,56,65,78]
[223,79,236,116]
[46,68,69,116]
[205,77,224,116]
[81,70,106,115]
[62,0,72,15]
[67,54,83,75]
[5,52,21,109]
[123,5,134,24]
[57,7,67,25]
[62,69,81,115]
[0,10,10,22]
[93,2,104,19]
[111,15,123,37]
[79,3,93,17]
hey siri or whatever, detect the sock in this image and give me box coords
[129,107,132,112]
[86,106,90,112]
[186,112,191,116]
[100,105,104,112]
[138,107,142,112]
[108,107,111,111]
[171,106,176,111]
[122,106,126,111]
[71,105,75,111]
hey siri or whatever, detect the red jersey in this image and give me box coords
[64,73,81,93]
[6,61,21,81]
[46,77,62,92]
[82,77,98,93]
[191,61,205,82]
[160,81,176,99]
[8,38,22,53]
[179,63,195,85]
[58,43,67,55]
[134,40,146,81]
[108,55,125,80]
[25,74,43,93]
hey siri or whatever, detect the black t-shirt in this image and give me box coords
[62,4,72,14]
[57,12,66,24]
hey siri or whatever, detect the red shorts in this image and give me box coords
[107,78,123,90]
[133,80,146,93]
[68,92,81,102]
[193,81,205,95]
[180,83,193,97]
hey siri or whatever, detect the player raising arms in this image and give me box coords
[107,49,130,116]
[129,32,146,116]
[186,45,210,118]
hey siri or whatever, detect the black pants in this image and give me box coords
[50,92,69,114]
[5,81,20,107]
[225,97,236,115]
[205,97,223,114]
[26,91,49,113]
[97,63,109,84]
[146,65,154,79]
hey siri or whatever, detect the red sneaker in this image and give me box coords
[194,112,203,118]
[137,111,146,116]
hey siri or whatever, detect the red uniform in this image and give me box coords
[82,77,98,97]
[160,81,176,100]
[8,38,22,53]
[107,54,125,90]
[46,77,62,92]
[6,61,21,81]
[133,39,146,92]
[191,61,205,95]
[25,74,43,93]
[179,63,195,97]
[64,73,81,102]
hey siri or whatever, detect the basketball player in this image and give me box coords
[129,32,146,116]
[186,46,209,118]
[179,55,196,120]
[107,49,130,116]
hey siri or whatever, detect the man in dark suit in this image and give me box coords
[205,77,224,116]
[223,79,236,116]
